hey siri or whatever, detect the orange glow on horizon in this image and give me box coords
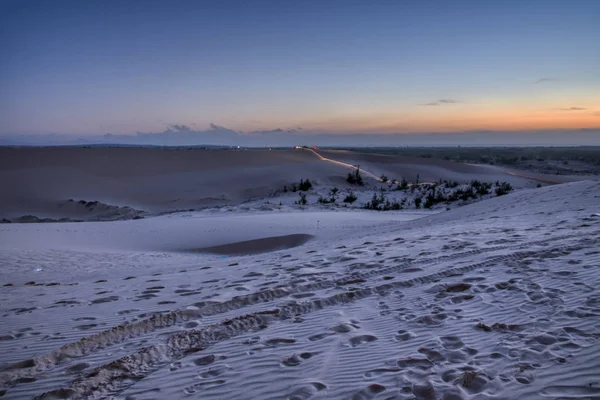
[286,105,600,134]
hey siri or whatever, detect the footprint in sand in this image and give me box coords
[193,354,227,366]
[287,381,327,400]
[90,295,119,304]
[348,334,378,347]
[394,330,414,341]
[351,383,386,400]
[281,352,315,367]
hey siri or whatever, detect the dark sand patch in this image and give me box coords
[192,234,313,256]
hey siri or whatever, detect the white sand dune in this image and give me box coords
[0,180,599,399]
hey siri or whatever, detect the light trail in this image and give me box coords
[304,148,567,186]
[303,148,383,181]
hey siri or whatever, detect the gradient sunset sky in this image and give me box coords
[1,0,599,137]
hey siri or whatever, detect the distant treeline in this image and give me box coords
[342,147,600,167]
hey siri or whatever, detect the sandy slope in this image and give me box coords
[0,147,350,219]
[0,147,546,221]
[317,150,547,188]
[0,181,599,399]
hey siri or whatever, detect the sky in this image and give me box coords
[1,0,599,145]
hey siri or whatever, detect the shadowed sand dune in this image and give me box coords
[317,149,536,186]
[193,234,314,256]
[0,147,348,218]
[0,146,544,220]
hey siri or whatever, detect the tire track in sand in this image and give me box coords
[30,239,595,400]
[0,231,595,392]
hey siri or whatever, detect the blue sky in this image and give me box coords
[1,0,599,142]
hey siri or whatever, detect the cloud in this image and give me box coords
[209,123,230,131]
[560,107,587,111]
[166,124,193,132]
[250,127,303,135]
[421,99,461,106]
[593,111,600,117]
[439,99,460,104]
[534,77,557,84]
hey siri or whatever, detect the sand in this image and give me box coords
[0,176,599,399]
[1,147,599,399]
[0,146,547,222]
[317,149,535,186]
[0,147,349,219]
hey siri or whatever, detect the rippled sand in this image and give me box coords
[0,181,599,399]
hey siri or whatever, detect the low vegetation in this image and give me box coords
[343,192,357,203]
[346,167,364,185]
[285,178,313,193]
[363,191,405,211]
[281,172,514,211]
[296,192,307,205]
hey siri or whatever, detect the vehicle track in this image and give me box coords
[26,235,597,399]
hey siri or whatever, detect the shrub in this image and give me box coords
[330,187,339,196]
[495,182,513,196]
[343,192,358,203]
[475,182,492,196]
[298,178,313,191]
[363,191,402,211]
[318,196,336,204]
[380,175,389,183]
[443,180,459,188]
[435,189,448,203]
[296,192,307,205]
[347,166,364,185]
[396,178,409,191]
[364,192,385,210]
[424,193,435,209]
[414,197,422,209]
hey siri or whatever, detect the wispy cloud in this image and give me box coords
[534,77,557,84]
[560,107,587,111]
[209,123,230,131]
[166,124,193,132]
[420,99,461,106]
